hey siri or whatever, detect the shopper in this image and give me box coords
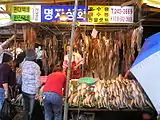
[21,49,41,120]
[0,52,13,110]
[0,35,15,53]
[8,59,17,100]
[43,63,66,120]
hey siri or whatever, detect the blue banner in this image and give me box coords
[41,5,87,22]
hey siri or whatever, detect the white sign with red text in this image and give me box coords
[109,6,134,23]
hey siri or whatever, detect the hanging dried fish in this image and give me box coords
[108,33,114,78]
[42,35,58,75]
[22,25,37,49]
[136,26,143,52]
[73,27,81,52]
[72,27,142,80]
[42,49,48,75]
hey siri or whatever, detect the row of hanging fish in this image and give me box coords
[42,35,58,75]
[22,25,37,49]
[68,75,152,110]
[71,26,143,79]
[22,25,59,75]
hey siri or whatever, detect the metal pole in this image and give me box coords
[63,0,78,120]
[82,0,88,77]
[138,0,142,26]
[14,24,17,60]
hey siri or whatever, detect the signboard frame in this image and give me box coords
[11,5,134,24]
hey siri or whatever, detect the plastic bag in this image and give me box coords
[0,99,17,120]
[17,75,22,85]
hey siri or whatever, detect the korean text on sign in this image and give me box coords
[13,6,30,13]
[88,6,110,24]
[12,15,30,21]
[12,5,41,23]
[41,5,87,22]
[12,5,31,22]
[109,6,134,23]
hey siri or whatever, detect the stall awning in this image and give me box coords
[131,32,160,114]
[0,5,12,27]
[0,0,75,3]
[143,0,160,8]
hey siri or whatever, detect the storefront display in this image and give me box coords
[68,75,152,110]
[0,2,158,120]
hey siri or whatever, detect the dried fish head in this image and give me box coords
[81,83,88,89]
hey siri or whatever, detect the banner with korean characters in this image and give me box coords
[88,6,110,24]
[88,6,134,24]
[41,5,87,23]
[11,5,41,23]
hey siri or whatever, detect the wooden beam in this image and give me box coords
[0,11,11,16]
[121,0,137,6]
[0,0,136,6]
[0,28,22,35]
[144,18,160,22]
[0,0,76,4]
[143,7,160,13]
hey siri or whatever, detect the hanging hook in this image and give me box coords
[84,0,88,33]
[93,24,96,29]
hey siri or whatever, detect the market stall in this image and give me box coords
[62,26,157,120]
[0,0,159,120]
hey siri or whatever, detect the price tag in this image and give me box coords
[91,28,98,38]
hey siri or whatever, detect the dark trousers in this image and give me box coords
[22,92,35,120]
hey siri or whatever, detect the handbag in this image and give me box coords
[16,67,22,86]
[0,99,17,120]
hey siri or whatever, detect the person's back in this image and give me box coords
[0,63,12,84]
[42,63,66,120]
[21,60,41,95]
[43,72,66,96]
[21,49,41,120]
[0,52,13,110]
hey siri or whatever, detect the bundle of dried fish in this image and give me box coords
[68,75,152,110]
[63,27,143,80]
[22,25,37,49]
[81,27,143,79]
[42,35,58,75]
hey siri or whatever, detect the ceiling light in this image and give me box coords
[59,14,68,21]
